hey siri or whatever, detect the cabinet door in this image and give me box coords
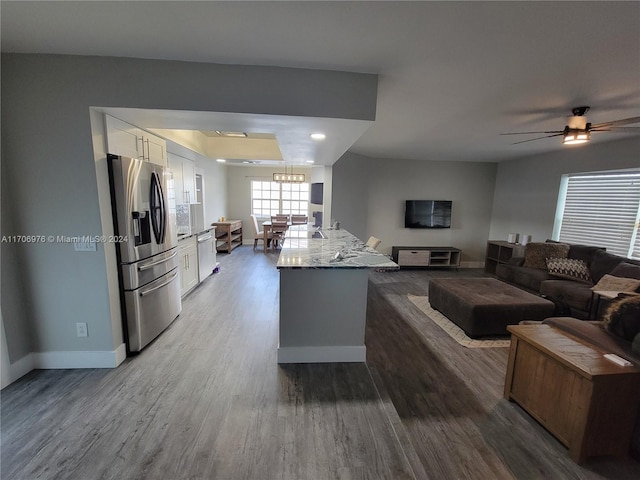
[182,159,196,204]
[185,243,199,291]
[142,131,167,167]
[105,115,141,159]
[398,250,430,266]
[168,154,185,204]
[179,239,199,296]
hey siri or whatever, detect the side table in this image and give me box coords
[505,324,640,463]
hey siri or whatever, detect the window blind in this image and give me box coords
[558,171,640,259]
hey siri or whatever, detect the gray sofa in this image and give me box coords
[496,242,640,319]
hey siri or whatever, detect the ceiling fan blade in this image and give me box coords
[591,126,640,132]
[511,133,564,145]
[500,131,563,135]
[591,116,640,129]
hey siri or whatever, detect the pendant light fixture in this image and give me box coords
[273,163,305,183]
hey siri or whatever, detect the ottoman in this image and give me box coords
[428,278,555,338]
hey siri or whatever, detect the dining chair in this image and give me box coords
[251,214,271,251]
[290,215,308,225]
[366,236,381,250]
[270,216,289,248]
[273,214,289,222]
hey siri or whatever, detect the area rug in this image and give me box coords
[407,295,511,348]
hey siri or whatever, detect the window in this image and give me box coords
[553,170,640,259]
[251,181,309,217]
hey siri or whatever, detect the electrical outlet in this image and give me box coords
[76,322,88,337]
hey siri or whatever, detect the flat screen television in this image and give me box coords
[311,183,323,205]
[404,200,452,228]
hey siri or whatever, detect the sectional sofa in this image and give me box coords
[495,241,640,319]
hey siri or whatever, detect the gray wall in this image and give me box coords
[1,53,377,371]
[489,137,640,243]
[333,153,498,265]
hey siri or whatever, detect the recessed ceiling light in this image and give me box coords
[215,130,248,138]
[310,133,326,141]
[216,158,226,163]
[305,160,315,164]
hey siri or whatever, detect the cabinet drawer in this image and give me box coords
[398,250,430,266]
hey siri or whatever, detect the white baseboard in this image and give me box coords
[277,345,366,364]
[33,343,127,369]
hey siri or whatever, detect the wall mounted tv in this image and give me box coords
[404,200,452,229]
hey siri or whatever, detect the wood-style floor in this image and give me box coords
[2,246,640,479]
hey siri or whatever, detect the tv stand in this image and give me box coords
[391,246,461,269]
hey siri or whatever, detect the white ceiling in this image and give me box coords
[2,1,639,163]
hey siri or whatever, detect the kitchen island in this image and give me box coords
[277,225,398,363]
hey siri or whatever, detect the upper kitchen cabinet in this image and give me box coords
[168,153,198,204]
[105,115,167,167]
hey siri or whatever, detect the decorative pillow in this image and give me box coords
[523,242,570,269]
[546,258,593,284]
[602,294,640,342]
[591,274,640,293]
[610,262,640,281]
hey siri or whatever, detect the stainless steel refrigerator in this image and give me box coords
[108,154,182,353]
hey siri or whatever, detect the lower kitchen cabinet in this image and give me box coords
[178,236,199,296]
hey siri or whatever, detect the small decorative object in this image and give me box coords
[521,234,532,245]
[507,233,519,244]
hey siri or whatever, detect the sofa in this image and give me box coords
[496,241,640,319]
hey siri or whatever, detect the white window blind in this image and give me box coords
[557,171,640,259]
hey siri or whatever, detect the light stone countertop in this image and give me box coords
[276,225,399,270]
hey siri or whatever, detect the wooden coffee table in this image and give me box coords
[504,324,640,463]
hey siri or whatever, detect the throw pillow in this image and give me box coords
[602,294,640,342]
[591,274,640,293]
[546,258,593,284]
[523,242,570,269]
[610,262,640,281]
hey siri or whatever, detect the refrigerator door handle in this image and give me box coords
[139,271,179,297]
[149,171,166,244]
[137,250,178,271]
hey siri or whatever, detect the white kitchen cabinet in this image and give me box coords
[168,153,197,204]
[182,159,196,204]
[105,115,167,167]
[178,235,199,297]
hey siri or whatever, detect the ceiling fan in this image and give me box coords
[502,106,640,145]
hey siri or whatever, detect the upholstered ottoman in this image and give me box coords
[428,278,555,338]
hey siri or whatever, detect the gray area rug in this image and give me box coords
[407,295,511,348]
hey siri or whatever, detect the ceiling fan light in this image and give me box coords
[563,128,590,145]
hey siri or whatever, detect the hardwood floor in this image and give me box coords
[2,247,639,479]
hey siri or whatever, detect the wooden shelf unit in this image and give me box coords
[391,246,461,269]
[213,220,243,253]
[485,240,526,274]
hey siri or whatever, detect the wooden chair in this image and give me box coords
[272,214,289,222]
[291,215,308,225]
[270,216,289,248]
[250,214,271,251]
[366,236,381,250]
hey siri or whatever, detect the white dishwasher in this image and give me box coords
[197,227,217,282]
